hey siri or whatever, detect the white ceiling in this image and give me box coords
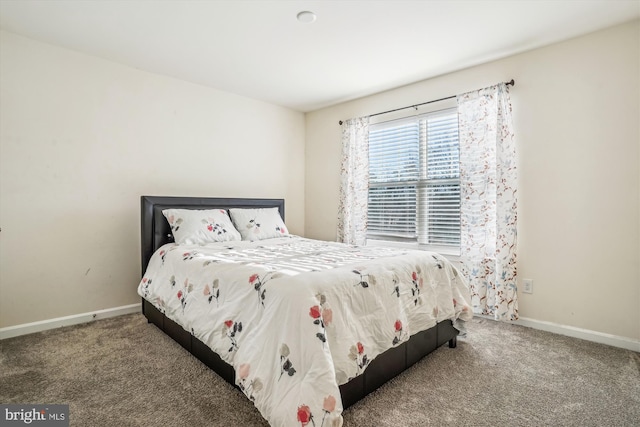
[1,0,638,112]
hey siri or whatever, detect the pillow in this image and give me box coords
[162,208,241,245]
[229,207,289,241]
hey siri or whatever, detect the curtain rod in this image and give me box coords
[338,79,514,125]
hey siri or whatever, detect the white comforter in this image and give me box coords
[138,236,472,427]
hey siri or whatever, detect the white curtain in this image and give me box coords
[457,83,518,321]
[337,117,370,245]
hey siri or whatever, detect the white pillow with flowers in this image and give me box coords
[162,208,241,245]
[229,207,289,241]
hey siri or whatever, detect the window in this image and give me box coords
[367,108,460,251]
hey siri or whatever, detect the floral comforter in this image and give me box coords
[138,236,472,427]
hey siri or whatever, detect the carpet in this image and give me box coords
[1,314,638,426]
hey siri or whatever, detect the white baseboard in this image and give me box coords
[2,305,637,352]
[0,303,141,340]
[510,316,640,352]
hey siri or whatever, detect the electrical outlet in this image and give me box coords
[522,279,533,294]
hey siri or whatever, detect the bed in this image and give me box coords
[139,196,472,427]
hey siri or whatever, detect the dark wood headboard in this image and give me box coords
[140,196,285,276]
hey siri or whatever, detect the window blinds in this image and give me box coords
[368,109,460,247]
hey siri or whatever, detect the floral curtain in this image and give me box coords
[457,83,518,321]
[337,117,370,245]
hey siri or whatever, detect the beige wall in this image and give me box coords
[0,31,306,327]
[305,21,640,340]
[2,21,638,342]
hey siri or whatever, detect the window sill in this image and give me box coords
[366,239,461,262]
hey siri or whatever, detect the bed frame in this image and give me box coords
[140,195,458,410]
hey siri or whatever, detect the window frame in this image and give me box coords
[366,101,461,256]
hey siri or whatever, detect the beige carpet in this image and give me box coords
[1,314,638,426]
